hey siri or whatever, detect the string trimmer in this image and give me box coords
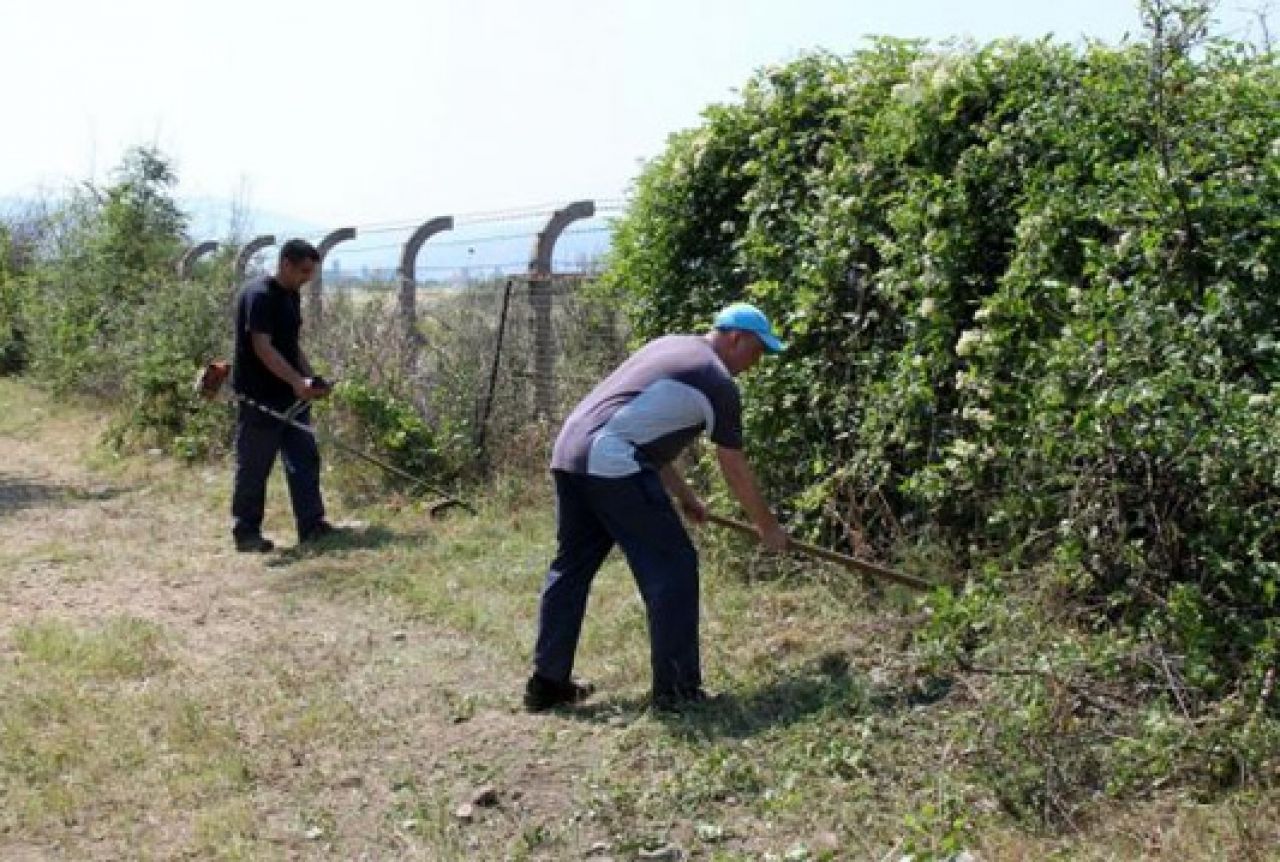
[195,361,474,516]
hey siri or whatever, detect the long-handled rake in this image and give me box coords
[196,361,474,516]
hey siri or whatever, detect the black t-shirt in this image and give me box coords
[232,275,303,408]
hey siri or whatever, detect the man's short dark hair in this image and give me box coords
[279,238,320,265]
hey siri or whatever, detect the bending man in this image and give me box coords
[526,302,789,712]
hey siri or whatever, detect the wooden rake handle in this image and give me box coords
[704,513,932,592]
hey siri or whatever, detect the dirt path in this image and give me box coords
[0,396,609,860]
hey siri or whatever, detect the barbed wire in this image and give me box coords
[309,224,615,259]
[256,198,630,240]
[322,264,606,281]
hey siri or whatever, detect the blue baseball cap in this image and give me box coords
[713,302,785,353]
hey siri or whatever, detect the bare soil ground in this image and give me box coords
[0,387,607,860]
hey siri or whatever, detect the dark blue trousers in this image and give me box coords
[231,404,326,540]
[534,469,701,699]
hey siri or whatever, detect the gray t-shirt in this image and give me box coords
[551,335,743,477]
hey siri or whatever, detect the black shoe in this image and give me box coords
[299,520,344,544]
[651,687,710,713]
[523,673,595,712]
[234,534,275,553]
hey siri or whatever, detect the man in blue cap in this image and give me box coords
[525,302,790,712]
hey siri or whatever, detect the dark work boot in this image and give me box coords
[299,520,346,544]
[650,686,711,713]
[234,533,276,553]
[523,673,595,712]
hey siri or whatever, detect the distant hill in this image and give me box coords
[180,196,325,245]
[0,195,46,220]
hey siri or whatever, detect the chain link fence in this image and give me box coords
[307,274,630,476]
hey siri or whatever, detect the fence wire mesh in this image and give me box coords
[306,274,630,472]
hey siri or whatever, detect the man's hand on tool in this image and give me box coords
[660,463,708,525]
[757,522,791,553]
[293,376,333,401]
[678,494,708,525]
[715,446,790,552]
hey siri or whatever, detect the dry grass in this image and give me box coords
[0,376,1276,861]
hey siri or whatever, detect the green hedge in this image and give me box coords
[605,21,1279,698]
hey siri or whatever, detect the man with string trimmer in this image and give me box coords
[229,239,338,552]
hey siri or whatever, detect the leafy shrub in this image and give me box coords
[23,148,187,396]
[0,224,30,374]
[326,378,451,487]
[14,147,237,458]
[605,0,1280,814]
[105,253,238,460]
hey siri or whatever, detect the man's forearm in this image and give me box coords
[659,463,698,506]
[252,339,306,392]
[716,447,781,533]
[296,346,315,378]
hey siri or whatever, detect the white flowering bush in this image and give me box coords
[606,1,1280,818]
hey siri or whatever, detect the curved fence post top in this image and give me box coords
[397,216,454,349]
[235,235,276,280]
[526,201,593,421]
[309,228,357,319]
[177,240,220,277]
[529,200,595,277]
[399,216,455,278]
[316,227,357,259]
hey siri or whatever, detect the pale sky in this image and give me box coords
[0,0,1266,232]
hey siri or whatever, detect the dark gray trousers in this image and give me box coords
[231,404,325,540]
[534,469,701,699]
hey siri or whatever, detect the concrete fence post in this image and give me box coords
[234,235,276,281]
[177,240,219,278]
[312,227,357,324]
[397,216,454,344]
[528,200,594,420]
